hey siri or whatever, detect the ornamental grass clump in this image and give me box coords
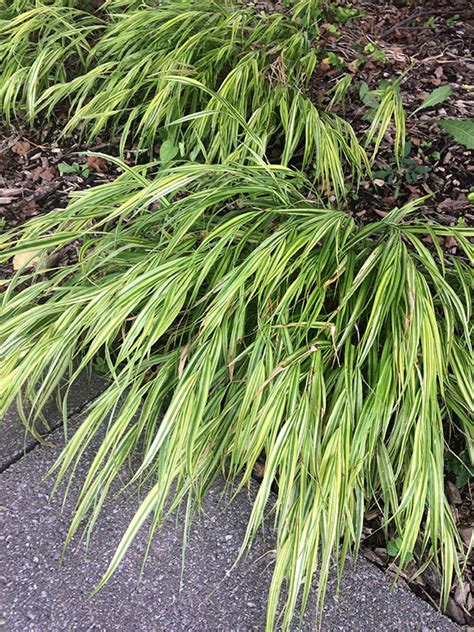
[0,0,378,199]
[39,1,319,156]
[0,0,472,629]
[0,160,472,629]
[0,4,101,123]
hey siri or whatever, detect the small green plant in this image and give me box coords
[329,3,363,25]
[445,14,460,26]
[387,537,414,562]
[323,50,345,69]
[91,355,110,376]
[364,42,386,63]
[419,140,441,162]
[445,450,472,489]
[326,22,341,36]
[424,16,437,29]
[373,141,431,198]
[58,161,90,178]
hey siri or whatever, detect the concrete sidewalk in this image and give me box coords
[0,386,460,631]
[0,372,106,472]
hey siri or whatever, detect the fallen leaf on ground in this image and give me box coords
[0,153,9,169]
[252,461,265,479]
[87,155,107,173]
[444,235,457,249]
[11,140,30,156]
[31,166,56,182]
[21,199,38,219]
[446,480,462,505]
[12,251,41,270]
[438,197,469,212]
[454,582,470,608]
[446,597,466,625]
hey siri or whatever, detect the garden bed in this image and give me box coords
[0,0,472,628]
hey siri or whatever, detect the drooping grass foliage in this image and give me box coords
[1,160,472,629]
[0,0,88,8]
[40,1,322,158]
[365,77,406,163]
[0,0,379,198]
[292,0,321,27]
[0,0,416,199]
[0,4,101,123]
[1,0,471,628]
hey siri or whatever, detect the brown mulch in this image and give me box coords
[0,124,125,281]
[311,0,473,228]
[0,125,118,230]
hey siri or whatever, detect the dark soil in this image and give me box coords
[0,124,125,282]
[312,0,473,229]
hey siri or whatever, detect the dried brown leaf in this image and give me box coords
[12,251,40,270]
[11,140,30,156]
